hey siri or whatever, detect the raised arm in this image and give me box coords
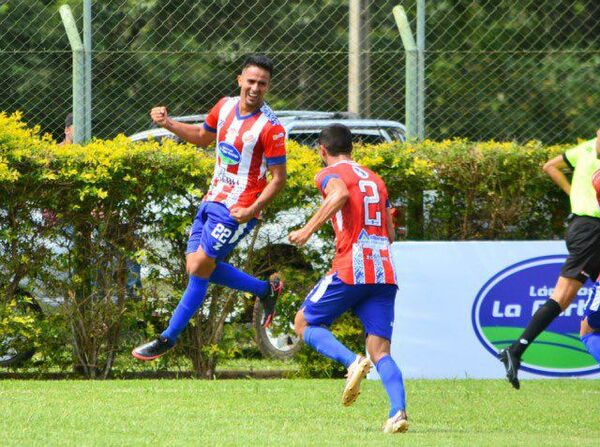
[150,106,216,148]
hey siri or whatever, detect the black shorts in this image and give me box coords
[561,215,600,282]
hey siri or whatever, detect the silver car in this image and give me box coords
[128,110,406,146]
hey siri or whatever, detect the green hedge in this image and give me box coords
[0,112,574,377]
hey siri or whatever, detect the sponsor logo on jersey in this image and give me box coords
[355,229,390,247]
[472,255,600,377]
[216,168,240,186]
[218,142,242,165]
[272,132,285,141]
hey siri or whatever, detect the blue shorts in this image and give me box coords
[584,282,600,329]
[301,273,397,341]
[186,201,258,260]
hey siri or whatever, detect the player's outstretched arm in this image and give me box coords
[543,155,571,196]
[150,106,216,148]
[288,177,349,247]
[230,164,287,223]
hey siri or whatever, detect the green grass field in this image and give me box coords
[2,379,599,446]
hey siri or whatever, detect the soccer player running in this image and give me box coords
[582,278,600,365]
[288,124,408,434]
[580,164,600,365]
[500,129,600,387]
[133,55,287,360]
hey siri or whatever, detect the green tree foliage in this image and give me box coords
[426,0,600,141]
[2,1,598,142]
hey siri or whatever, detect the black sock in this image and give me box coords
[510,299,562,357]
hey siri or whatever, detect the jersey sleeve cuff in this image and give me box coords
[562,153,574,170]
[266,155,286,166]
[320,174,340,191]
[203,122,217,133]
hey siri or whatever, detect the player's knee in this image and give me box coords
[551,277,583,310]
[582,315,600,336]
[186,251,215,278]
[294,310,307,337]
[581,318,593,337]
[368,348,389,365]
[367,335,390,364]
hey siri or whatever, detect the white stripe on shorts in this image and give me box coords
[228,221,248,246]
[309,274,334,303]
[590,286,600,312]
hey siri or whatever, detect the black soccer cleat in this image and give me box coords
[499,347,521,390]
[260,273,284,328]
[132,336,175,361]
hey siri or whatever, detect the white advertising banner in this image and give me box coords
[372,241,600,380]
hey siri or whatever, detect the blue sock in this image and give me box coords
[161,275,208,343]
[376,355,406,417]
[581,333,600,364]
[303,325,357,368]
[209,262,269,297]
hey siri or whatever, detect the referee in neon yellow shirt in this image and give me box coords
[500,129,600,389]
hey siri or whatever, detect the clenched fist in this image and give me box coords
[288,228,311,247]
[150,106,170,128]
[229,206,257,224]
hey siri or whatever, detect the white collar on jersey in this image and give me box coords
[329,159,357,168]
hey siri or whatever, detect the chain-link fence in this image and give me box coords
[426,0,600,142]
[1,1,599,143]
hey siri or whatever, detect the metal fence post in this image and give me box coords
[393,5,418,141]
[59,5,85,145]
[83,0,92,142]
[394,4,423,239]
[416,0,425,140]
[348,0,371,116]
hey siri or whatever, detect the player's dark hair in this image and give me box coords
[319,124,353,156]
[242,54,274,77]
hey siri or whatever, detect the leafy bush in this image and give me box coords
[0,111,578,377]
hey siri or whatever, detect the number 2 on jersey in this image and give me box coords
[358,180,381,226]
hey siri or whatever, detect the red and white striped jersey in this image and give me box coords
[315,160,396,285]
[202,97,287,210]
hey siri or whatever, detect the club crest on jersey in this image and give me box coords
[226,128,238,141]
[218,142,241,165]
[242,131,257,145]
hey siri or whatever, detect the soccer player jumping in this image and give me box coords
[133,55,286,360]
[288,124,408,434]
